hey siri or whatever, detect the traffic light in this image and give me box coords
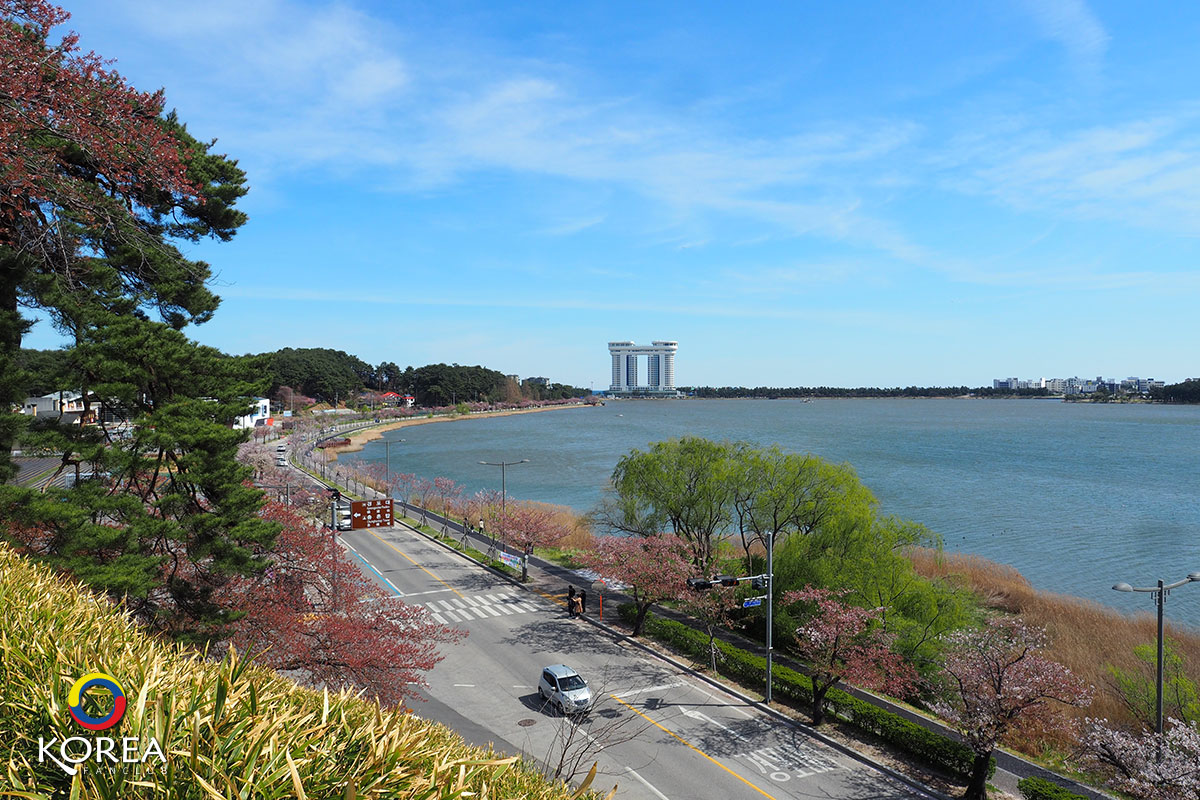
[716,574,740,587]
[686,577,713,591]
[750,576,767,591]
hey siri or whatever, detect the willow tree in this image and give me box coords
[602,436,737,572]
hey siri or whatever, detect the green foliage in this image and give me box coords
[618,603,989,780]
[773,511,974,669]
[1108,638,1199,729]
[1157,378,1200,404]
[603,436,974,672]
[1,545,585,799]
[405,362,507,406]
[267,346,374,403]
[2,314,277,633]
[687,385,1050,398]
[1017,776,1088,800]
[605,437,737,570]
[13,347,72,395]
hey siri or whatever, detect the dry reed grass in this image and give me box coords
[0,544,600,799]
[909,546,1200,755]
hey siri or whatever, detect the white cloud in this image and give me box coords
[947,115,1200,234]
[1017,0,1109,81]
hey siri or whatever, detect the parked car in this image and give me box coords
[537,664,592,715]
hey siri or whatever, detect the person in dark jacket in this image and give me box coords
[567,586,576,617]
[580,589,587,614]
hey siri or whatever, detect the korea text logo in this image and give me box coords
[39,672,165,776]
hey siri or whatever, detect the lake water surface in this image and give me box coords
[345,398,1200,625]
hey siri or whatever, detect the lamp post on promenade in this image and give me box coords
[1111,571,1200,737]
[479,459,529,572]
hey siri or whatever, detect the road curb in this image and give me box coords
[391,513,951,800]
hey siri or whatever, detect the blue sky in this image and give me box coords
[24,1,1200,387]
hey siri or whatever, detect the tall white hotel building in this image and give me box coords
[608,340,679,396]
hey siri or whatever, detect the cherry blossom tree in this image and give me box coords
[580,533,692,636]
[219,500,463,706]
[1084,718,1200,800]
[433,476,463,518]
[412,477,437,524]
[678,584,740,673]
[496,501,569,580]
[932,618,1092,800]
[782,585,917,725]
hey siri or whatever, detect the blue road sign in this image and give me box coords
[742,597,763,608]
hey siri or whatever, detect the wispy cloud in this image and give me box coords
[1017,0,1109,82]
[944,114,1200,234]
[539,216,606,236]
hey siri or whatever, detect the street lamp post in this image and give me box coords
[479,459,530,577]
[1112,572,1200,736]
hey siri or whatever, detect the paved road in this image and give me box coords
[341,523,933,800]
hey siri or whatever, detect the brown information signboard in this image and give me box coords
[350,498,394,529]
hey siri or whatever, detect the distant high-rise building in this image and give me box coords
[608,340,678,396]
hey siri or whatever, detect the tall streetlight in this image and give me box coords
[479,459,529,572]
[1112,572,1200,736]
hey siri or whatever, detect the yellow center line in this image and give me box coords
[608,695,778,800]
[536,590,568,606]
[366,530,465,599]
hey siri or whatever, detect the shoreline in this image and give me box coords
[322,403,593,460]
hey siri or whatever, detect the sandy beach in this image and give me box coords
[323,403,594,460]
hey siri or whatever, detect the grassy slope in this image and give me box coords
[0,544,592,799]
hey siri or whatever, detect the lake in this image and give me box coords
[345,398,1200,626]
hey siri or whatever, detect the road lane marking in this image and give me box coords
[453,684,475,688]
[367,530,465,599]
[403,588,454,597]
[341,540,406,597]
[614,682,684,699]
[682,709,750,741]
[609,695,779,800]
[624,766,670,800]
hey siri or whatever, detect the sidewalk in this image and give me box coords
[383,500,1115,800]
[300,438,1110,800]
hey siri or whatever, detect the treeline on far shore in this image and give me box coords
[684,385,1051,398]
[689,379,1200,403]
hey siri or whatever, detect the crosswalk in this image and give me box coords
[423,592,543,624]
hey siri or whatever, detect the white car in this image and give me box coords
[537,664,592,715]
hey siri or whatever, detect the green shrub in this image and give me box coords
[620,603,990,780]
[1017,776,1088,800]
[0,544,586,798]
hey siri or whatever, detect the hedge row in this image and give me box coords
[619,603,992,781]
[1017,777,1089,800]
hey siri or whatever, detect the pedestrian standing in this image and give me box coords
[580,589,587,615]
[567,586,576,616]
